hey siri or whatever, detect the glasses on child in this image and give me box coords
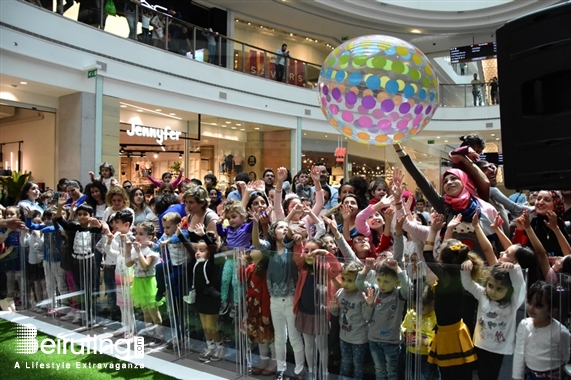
[353,237,369,244]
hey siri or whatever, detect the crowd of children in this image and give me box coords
[1,150,570,380]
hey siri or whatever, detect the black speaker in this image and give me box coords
[496,2,571,190]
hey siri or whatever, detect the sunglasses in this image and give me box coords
[353,237,369,244]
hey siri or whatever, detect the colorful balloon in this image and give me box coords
[318,35,439,146]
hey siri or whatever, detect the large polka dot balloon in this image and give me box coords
[318,35,439,146]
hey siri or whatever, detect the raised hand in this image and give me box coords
[499,261,514,270]
[277,167,288,183]
[395,215,405,234]
[194,222,206,236]
[385,208,395,224]
[522,209,532,230]
[58,192,69,205]
[460,260,473,271]
[431,213,445,232]
[364,257,375,271]
[384,258,399,270]
[248,209,261,223]
[363,287,376,307]
[404,195,414,214]
[339,203,352,220]
[466,147,480,162]
[310,165,321,183]
[447,213,462,230]
[490,214,501,231]
[544,210,559,231]
[321,215,338,234]
[377,194,395,209]
[471,208,480,228]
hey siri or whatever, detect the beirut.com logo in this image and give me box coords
[15,323,144,359]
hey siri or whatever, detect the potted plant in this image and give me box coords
[0,171,32,206]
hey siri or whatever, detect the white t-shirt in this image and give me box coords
[132,246,159,277]
[512,318,570,379]
[461,265,526,355]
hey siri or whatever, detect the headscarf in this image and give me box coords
[443,168,476,211]
[545,190,565,218]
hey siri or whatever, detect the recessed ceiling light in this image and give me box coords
[20,81,27,85]
[496,138,500,140]
[411,29,421,34]
[222,125,227,128]
[169,113,176,116]
[155,109,162,112]
[235,19,239,22]
[260,25,263,28]
[290,33,293,36]
[247,22,251,25]
[303,133,306,135]
[236,123,241,126]
[254,127,260,130]
[225,121,231,124]
[231,127,237,129]
[325,135,328,137]
[137,110,143,112]
[120,105,127,108]
[436,136,440,139]
[444,140,448,143]
[240,128,245,131]
[491,133,495,137]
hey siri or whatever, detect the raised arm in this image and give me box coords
[423,213,446,278]
[448,154,490,202]
[520,211,550,280]
[170,168,184,188]
[309,166,324,216]
[274,167,287,221]
[545,210,571,256]
[394,145,445,214]
[472,211,497,265]
[491,214,513,250]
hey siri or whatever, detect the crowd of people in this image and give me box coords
[0,134,570,380]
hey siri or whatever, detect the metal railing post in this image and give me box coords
[264,51,268,78]
[164,18,169,51]
[241,43,245,73]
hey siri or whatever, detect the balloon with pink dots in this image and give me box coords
[318,35,439,146]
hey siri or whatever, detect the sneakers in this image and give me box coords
[198,347,214,362]
[274,371,286,380]
[72,314,82,324]
[60,309,78,321]
[0,298,16,312]
[210,345,226,361]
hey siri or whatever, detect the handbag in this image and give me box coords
[104,0,117,16]
[155,27,164,40]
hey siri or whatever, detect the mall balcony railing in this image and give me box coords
[438,83,500,107]
[34,0,322,89]
[24,1,498,108]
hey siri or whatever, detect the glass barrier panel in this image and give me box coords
[287,58,306,87]
[305,63,321,90]
[243,46,270,80]
[440,84,468,107]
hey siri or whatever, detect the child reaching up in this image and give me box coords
[359,258,411,380]
[126,222,164,343]
[294,238,342,379]
[217,200,253,315]
[461,260,525,380]
[89,162,118,190]
[330,261,369,380]
[512,281,570,380]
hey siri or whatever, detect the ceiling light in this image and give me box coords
[20,81,27,85]
[254,127,260,130]
[240,128,245,131]
[153,153,158,159]
[491,133,495,137]
[120,105,127,108]
[231,127,237,129]
[411,29,421,34]
[155,109,162,112]
[120,147,125,153]
[179,153,183,158]
[225,121,231,124]
[260,25,263,28]
[235,19,239,22]
[436,136,440,139]
[303,133,306,135]
[137,109,143,112]
[325,135,328,137]
[247,22,251,25]
[221,125,227,128]
[315,40,318,42]
[444,140,449,143]
[169,113,176,116]
[290,33,293,36]
[236,123,241,126]
[496,138,500,141]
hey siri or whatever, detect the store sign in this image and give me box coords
[126,123,182,145]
